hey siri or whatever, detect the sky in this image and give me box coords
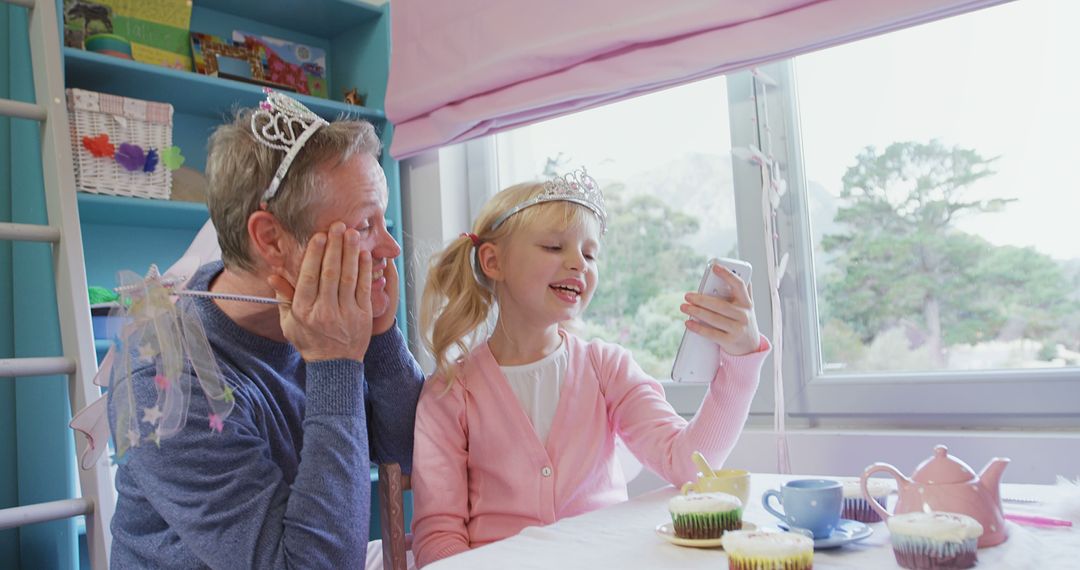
[498,0,1079,261]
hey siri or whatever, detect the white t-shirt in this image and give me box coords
[499,340,567,444]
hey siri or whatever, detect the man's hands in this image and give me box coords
[268,222,373,362]
[680,264,762,356]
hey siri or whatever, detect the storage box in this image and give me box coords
[67,88,173,200]
[90,305,125,340]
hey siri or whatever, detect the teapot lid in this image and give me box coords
[912,445,977,484]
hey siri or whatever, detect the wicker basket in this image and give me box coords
[66,88,173,200]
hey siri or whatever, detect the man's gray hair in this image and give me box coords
[205,109,381,272]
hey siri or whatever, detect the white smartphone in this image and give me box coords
[670,258,753,383]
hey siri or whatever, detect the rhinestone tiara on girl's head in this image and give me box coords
[490,167,607,234]
[250,88,329,205]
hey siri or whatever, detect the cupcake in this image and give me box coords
[842,478,893,522]
[667,491,742,539]
[887,512,983,569]
[721,530,814,570]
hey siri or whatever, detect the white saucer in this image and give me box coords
[772,519,873,549]
[655,521,757,548]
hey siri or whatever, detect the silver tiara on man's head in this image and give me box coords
[490,167,607,234]
[250,88,329,205]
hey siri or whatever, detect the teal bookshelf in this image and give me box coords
[4,2,405,567]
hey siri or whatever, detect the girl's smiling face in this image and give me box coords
[483,203,602,329]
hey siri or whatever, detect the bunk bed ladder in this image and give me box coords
[0,0,114,567]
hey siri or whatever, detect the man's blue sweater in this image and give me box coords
[109,261,424,569]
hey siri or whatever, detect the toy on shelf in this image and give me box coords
[191,32,292,91]
[343,87,367,107]
[64,0,193,70]
[233,31,328,98]
[67,88,176,200]
[84,33,132,60]
[63,0,114,49]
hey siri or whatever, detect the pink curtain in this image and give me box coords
[386,0,1010,159]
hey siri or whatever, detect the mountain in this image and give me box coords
[615,152,738,257]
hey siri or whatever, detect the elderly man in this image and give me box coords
[108,91,423,568]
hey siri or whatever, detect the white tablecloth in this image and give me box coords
[427,474,1080,569]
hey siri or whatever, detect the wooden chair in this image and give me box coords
[377,463,412,570]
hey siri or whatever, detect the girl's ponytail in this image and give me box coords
[420,235,494,385]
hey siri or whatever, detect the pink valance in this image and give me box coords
[386,0,1009,159]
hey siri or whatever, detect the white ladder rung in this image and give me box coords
[0,357,76,378]
[14,0,115,564]
[0,221,61,242]
[0,96,47,121]
[0,498,93,531]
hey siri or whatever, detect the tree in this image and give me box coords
[582,184,707,377]
[822,141,1010,365]
[821,140,1080,368]
[586,185,706,324]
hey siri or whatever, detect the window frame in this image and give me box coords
[450,55,1080,427]
[762,58,1080,425]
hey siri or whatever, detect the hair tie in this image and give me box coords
[460,232,481,247]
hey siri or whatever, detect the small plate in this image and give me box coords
[774,519,873,549]
[655,521,757,548]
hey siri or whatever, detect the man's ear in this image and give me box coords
[248,210,293,268]
[476,242,503,282]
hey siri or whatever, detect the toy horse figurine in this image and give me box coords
[66,1,113,34]
[343,87,365,106]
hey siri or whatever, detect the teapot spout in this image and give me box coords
[979,457,1011,501]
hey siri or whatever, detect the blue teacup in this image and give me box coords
[762,479,843,539]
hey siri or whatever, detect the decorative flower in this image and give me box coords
[161,145,185,170]
[209,413,224,433]
[82,133,115,158]
[143,148,159,173]
[115,142,146,172]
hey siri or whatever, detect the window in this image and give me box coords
[451,0,1079,423]
[795,0,1080,375]
[493,77,738,379]
[771,0,1080,422]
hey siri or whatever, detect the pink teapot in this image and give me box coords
[861,445,1010,547]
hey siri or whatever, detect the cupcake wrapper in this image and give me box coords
[670,509,742,539]
[727,551,814,570]
[891,535,978,570]
[841,496,887,523]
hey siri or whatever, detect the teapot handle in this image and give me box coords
[861,463,905,521]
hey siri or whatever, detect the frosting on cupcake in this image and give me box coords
[721,530,814,556]
[668,491,742,514]
[843,478,894,498]
[887,512,984,541]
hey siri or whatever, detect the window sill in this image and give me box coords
[725,428,1080,484]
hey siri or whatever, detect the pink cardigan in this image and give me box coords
[411,332,769,567]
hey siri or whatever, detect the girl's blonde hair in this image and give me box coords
[420,182,601,385]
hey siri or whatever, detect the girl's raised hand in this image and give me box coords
[679,264,761,356]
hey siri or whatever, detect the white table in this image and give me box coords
[427,474,1079,569]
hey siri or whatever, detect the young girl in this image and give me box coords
[412,168,770,567]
